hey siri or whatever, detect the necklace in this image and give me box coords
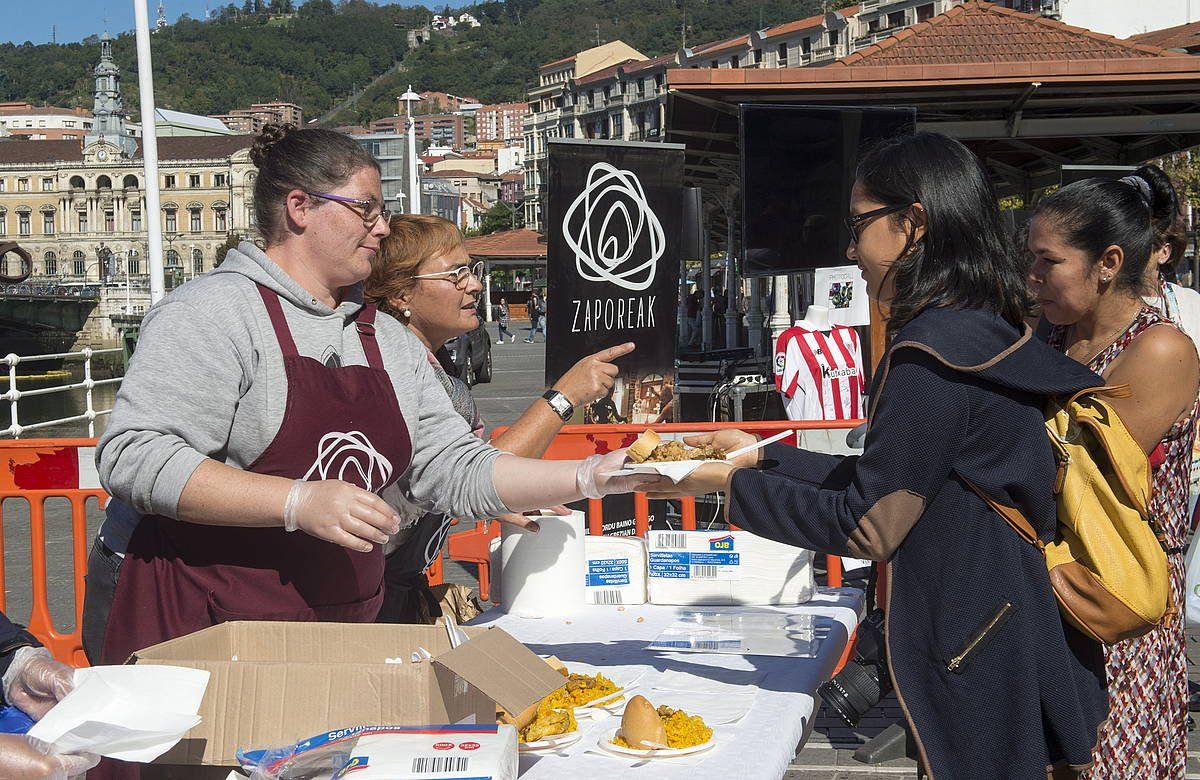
[1065,309,1141,367]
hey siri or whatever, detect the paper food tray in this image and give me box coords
[607,460,723,483]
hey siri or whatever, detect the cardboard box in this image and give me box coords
[128,621,565,772]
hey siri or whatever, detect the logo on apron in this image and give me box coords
[303,430,394,492]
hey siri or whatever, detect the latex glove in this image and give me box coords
[681,430,762,468]
[283,479,402,553]
[576,448,670,499]
[0,735,98,779]
[3,647,73,721]
[551,343,635,406]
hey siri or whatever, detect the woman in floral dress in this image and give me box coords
[1028,164,1200,778]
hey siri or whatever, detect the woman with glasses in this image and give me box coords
[646,133,1108,779]
[364,213,636,622]
[84,126,657,776]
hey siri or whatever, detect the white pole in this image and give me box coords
[405,100,420,216]
[133,0,166,304]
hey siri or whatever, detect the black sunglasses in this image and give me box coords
[845,203,912,244]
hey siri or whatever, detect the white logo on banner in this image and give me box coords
[303,430,393,492]
[562,162,665,292]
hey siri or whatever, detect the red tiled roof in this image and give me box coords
[623,52,679,73]
[690,34,750,57]
[0,104,91,118]
[839,1,1170,66]
[760,6,857,40]
[0,135,252,165]
[576,59,641,85]
[541,53,576,69]
[1129,21,1200,52]
[500,171,523,181]
[463,228,547,258]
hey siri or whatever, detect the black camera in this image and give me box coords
[818,608,891,727]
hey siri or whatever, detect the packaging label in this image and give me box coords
[648,551,741,580]
[586,558,631,587]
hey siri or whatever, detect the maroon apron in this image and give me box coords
[100,285,412,665]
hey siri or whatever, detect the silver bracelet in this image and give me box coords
[282,479,304,532]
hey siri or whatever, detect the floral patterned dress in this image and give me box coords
[1047,306,1193,779]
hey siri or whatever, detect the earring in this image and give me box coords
[402,308,412,318]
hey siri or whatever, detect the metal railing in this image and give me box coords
[2,348,124,438]
[1,283,102,299]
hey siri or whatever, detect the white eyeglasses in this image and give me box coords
[412,261,485,290]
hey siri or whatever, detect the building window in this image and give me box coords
[18,212,30,236]
[41,177,53,191]
[611,113,623,137]
[215,209,227,232]
[165,209,177,232]
[868,17,881,32]
[127,252,140,275]
[77,211,88,233]
[189,174,201,188]
[215,173,227,188]
[166,249,180,268]
[105,211,115,232]
[192,248,203,275]
[888,10,906,27]
[190,209,202,232]
[0,212,5,235]
[829,29,840,45]
[709,60,718,68]
[43,212,54,235]
[0,180,5,192]
[802,36,813,53]
[17,178,29,192]
[917,3,935,20]
[44,251,56,276]
[729,56,738,68]
[164,174,176,188]
[131,211,143,232]
[72,251,85,276]
[753,48,762,65]
[777,42,788,66]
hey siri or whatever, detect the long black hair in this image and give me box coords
[1033,163,1178,294]
[856,132,1030,334]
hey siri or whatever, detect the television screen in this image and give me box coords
[740,104,916,277]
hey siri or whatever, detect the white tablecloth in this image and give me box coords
[470,587,865,780]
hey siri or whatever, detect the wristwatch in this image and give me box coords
[542,389,574,422]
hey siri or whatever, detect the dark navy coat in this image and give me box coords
[729,307,1109,779]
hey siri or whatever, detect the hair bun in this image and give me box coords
[250,123,297,169]
[1132,163,1179,233]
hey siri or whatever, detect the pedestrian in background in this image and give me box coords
[495,298,515,344]
[525,289,547,343]
[1029,164,1200,779]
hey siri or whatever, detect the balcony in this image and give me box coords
[628,89,664,106]
[811,44,839,63]
[852,29,901,50]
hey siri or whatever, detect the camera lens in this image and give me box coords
[819,660,885,727]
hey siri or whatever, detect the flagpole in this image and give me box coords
[133,0,166,304]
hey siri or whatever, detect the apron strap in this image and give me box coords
[355,303,385,371]
[255,284,300,358]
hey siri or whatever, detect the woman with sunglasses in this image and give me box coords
[364,213,636,622]
[646,133,1108,779]
[85,125,657,775]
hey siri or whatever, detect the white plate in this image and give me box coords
[604,460,717,483]
[518,729,582,752]
[602,728,715,758]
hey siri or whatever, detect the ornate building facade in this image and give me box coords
[0,36,255,289]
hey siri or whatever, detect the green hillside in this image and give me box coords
[0,0,845,127]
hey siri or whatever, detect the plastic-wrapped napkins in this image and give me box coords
[27,664,208,762]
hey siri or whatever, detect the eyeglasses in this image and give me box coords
[412,260,485,290]
[845,203,912,244]
[306,191,391,227]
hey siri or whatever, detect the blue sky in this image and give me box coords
[2,1,441,45]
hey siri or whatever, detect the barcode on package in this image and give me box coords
[412,756,469,773]
[593,589,624,605]
[691,565,718,578]
[655,533,688,549]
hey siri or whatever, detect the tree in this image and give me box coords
[243,0,254,14]
[480,201,522,234]
[215,232,244,268]
[298,0,335,15]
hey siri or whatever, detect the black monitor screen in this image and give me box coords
[740,104,915,277]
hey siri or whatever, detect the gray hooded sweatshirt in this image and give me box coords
[96,242,509,550]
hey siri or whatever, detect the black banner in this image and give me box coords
[545,139,684,424]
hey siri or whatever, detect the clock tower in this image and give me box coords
[84,32,137,159]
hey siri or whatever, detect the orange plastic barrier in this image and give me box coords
[0,438,106,667]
